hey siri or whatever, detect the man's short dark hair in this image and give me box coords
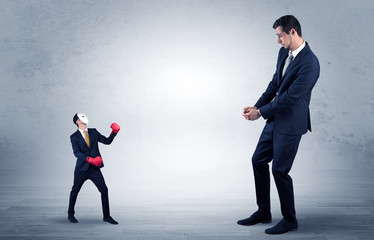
[73,113,79,126]
[273,15,302,37]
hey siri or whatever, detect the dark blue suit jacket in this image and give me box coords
[255,42,320,135]
[70,128,117,172]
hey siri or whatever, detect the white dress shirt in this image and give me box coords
[78,128,89,139]
[290,41,305,59]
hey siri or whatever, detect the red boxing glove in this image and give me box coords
[110,123,120,134]
[86,156,103,167]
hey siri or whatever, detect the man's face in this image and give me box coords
[275,26,292,50]
[76,119,87,129]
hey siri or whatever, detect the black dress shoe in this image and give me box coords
[265,218,298,234]
[68,215,78,223]
[103,216,119,225]
[237,211,272,226]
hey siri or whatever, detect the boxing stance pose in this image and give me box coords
[68,113,120,224]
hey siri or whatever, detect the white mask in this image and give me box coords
[77,113,89,125]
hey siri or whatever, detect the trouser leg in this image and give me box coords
[251,122,274,213]
[68,171,88,216]
[89,168,110,218]
[272,132,301,223]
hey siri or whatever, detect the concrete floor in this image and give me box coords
[0,169,373,240]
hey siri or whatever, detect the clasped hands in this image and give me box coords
[242,106,260,121]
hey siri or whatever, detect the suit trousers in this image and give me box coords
[68,166,110,218]
[252,121,301,223]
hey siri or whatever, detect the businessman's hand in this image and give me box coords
[248,109,260,121]
[243,106,257,120]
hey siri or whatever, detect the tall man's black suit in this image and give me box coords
[251,42,320,223]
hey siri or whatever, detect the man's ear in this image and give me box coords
[290,28,296,35]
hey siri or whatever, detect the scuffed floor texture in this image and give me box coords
[1,169,373,240]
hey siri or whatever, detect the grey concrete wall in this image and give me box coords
[1,0,373,198]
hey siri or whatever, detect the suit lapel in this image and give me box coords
[76,129,90,149]
[278,56,301,92]
[282,54,301,79]
[278,52,288,86]
[284,43,310,77]
[284,46,307,78]
[75,130,84,143]
[278,44,310,91]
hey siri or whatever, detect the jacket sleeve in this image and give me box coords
[254,72,278,109]
[96,129,117,145]
[254,48,283,109]
[259,56,320,120]
[71,135,88,163]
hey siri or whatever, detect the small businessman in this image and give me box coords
[68,113,120,224]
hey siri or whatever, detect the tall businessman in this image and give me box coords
[237,15,320,234]
[68,113,121,224]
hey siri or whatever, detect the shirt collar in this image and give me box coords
[290,41,305,59]
[78,128,88,134]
